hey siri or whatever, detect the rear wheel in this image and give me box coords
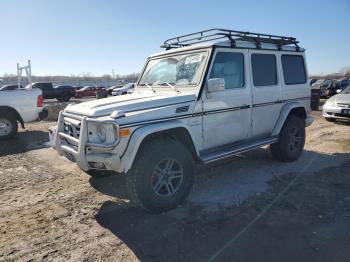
[61,92,71,102]
[126,137,194,213]
[270,116,305,162]
[0,111,18,140]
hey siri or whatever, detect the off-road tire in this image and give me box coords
[325,117,336,122]
[126,137,194,213]
[0,111,18,140]
[270,115,305,162]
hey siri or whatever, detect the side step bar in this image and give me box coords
[199,136,279,164]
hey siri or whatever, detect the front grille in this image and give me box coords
[63,117,81,140]
[335,113,350,118]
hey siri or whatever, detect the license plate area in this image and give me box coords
[341,109,350,115]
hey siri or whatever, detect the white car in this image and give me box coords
[323,86,350,122]
[111,83,135,96]
[52,28,313,212]
[0,87,47,140]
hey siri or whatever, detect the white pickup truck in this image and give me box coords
[0,87,47,140]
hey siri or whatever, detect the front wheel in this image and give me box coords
[126,137,194,213]
[270,116,305,162]
[0,111,18,140]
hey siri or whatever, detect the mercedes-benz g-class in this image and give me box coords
[51,28,313,212]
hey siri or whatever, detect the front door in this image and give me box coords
[202,48,252,150]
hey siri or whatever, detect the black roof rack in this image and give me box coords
[161,28,300,51]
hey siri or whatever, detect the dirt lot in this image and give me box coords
[0,111,349,262]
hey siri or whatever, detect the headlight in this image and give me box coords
[96,125,107,143]
[87,122,119,145]
[325,100,336,107]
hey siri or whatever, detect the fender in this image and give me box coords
[0,106,25,129]
[119,120,198,173]
[271,102,307,136]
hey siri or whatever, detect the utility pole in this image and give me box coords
[17,60,32,88]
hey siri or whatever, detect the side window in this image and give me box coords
[281,55,306,85]
[209,52,244,89]
[251,54,277,87]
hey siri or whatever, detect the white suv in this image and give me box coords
[52,28,313,212]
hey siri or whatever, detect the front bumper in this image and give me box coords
[111,91,121,96]
[53,111,121,171]
[323,104,350,121]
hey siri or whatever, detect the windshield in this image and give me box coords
[121,83,132,89]
[341,86,350,94]
[320,80,331,88]
[139,51,208,87]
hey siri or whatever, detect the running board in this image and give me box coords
[199,136,279,164]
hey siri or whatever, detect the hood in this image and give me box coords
[65,91,197,118]
[327,93,350,103]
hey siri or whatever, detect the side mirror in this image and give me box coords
[336,89,342,94]
[207,78,225,92]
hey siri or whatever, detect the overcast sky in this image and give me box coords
[1,0,349,76]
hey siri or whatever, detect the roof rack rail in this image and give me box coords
[161,28,300,51]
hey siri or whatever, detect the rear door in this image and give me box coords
[249,51,283,138]
[279,53,309,109]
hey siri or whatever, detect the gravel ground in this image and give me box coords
[0,111,349,262]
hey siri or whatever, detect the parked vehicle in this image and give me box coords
[106,85,121,95]
[311,79,324,88]
[319,79,338,98]
[310,78,318,86]
[323,86,350,122]
[28,82,75,102]
[75,86,108,98]
[0,87,47,140]
[111,83,135,96]
[0,84,24,91]
[51,28,313,212]
[335,79,350,92]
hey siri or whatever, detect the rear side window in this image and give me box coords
[281,55,306,85]
[251,54,277,86]
[209,52,244,89]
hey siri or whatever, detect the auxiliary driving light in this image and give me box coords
[88,162,106,169]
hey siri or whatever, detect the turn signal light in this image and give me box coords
[119,128,131,137]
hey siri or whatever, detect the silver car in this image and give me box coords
[111,83,135,96]
[323,86,350,122]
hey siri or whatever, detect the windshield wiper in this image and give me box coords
[159,82,180,93]
[139,83,156,93]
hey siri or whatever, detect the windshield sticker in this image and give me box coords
[185,54,203,64]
